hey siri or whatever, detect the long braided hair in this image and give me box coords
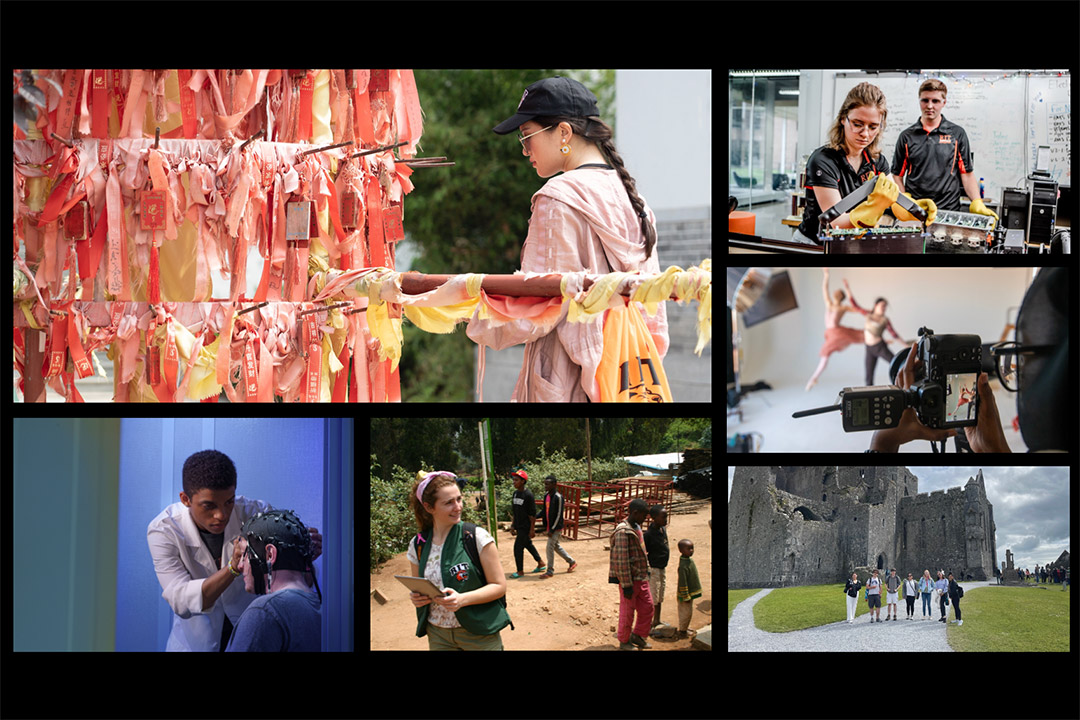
[534,115,657,259]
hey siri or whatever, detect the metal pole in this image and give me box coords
[478,419,498,546]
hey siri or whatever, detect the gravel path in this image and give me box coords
[728,582,996,651]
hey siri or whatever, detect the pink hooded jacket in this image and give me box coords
[468,168,669,402]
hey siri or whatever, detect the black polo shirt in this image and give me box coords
[891,116,973,211]
[798,145,890,239]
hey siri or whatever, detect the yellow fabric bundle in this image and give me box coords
[631,265,682,317]
[677,259,711,356]
[366,300,403,372]
[153,319,223,400]
[402,273,484,332]
[562,272,635,324]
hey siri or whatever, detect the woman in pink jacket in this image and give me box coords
[471,76,669,402]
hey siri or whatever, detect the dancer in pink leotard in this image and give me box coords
[806,268,865,391]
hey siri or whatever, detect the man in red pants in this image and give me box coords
[609,498,654,650]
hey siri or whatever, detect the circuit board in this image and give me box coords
[928,209,995,250]
[819,226,928,254]
[824,226,925,238]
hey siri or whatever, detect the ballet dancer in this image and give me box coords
[806,268,865,391]
[843,278,905,385]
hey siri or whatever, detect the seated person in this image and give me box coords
[226,509,322,652]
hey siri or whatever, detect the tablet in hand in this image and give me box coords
[394,575,447,598]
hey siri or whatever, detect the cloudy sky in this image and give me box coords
[728,466,1070,570]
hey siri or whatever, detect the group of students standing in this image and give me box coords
[845,568,964,626]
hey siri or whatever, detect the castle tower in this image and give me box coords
[962,469,997,580]
[730,466,996,588]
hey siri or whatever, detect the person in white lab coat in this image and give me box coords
[146,450,321,651]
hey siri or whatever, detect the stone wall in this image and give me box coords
[729,466,996,588]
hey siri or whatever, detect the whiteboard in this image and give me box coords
[1027,75,1072,185]
[833,72,1071,203]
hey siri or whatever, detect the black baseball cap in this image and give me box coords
[492,76,600,135]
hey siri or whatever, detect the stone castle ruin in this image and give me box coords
[728,467,997,588]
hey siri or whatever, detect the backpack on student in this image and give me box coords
[414,522,513,629]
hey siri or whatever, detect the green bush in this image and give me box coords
[370,446,628,571]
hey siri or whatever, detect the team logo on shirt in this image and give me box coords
[450,563,470,582]
[938,135,953,144]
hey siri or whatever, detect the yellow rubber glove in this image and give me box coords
[892,193,938,225]
[849,174,899,228]
[968,198,999,228]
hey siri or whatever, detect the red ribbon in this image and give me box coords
[298,72,315,141]
[302,305,321,402]
[91,69,109,138]
[177,69,198,137]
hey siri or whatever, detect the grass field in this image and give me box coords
[946,586,1070,651]
[727,583,1070,651]
[751,583,869,632]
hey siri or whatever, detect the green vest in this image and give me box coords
[415,522,511,638]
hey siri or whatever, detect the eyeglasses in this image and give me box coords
[989,341,1055,391]
[517,125,552,149]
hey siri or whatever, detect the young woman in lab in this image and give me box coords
[794,82,898,244]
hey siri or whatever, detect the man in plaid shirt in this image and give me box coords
[608,498,653,650]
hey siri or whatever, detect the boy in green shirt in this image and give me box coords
[676,538,702,639]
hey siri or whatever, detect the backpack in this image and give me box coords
[415,522,513,629]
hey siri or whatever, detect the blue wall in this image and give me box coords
[13,417,353,652]
[13,418,121,651]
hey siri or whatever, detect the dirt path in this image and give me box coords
[370,498,712,650]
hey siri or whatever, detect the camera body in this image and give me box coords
[908,326,982,429]
[838,327,981,431]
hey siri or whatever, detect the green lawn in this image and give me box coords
[946,586,1070,651]
[727,583,1070,651]
[752,583,868,632]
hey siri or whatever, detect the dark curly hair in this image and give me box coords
[182,450,237,497]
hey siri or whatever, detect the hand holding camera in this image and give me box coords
[962,372,1010,453]
[794,327,994,452]
[868,339,955,451]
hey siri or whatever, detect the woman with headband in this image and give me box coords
[407,471,512,650]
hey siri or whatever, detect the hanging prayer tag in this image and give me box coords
[286,201,312,242]
[64,200,89,241]
[303,309,322,402]
[369,70,389,93]
[146,345,161,385]
[341,188,361,230]
[244,337,259,397]
[141,190,167,231]
[382,204,404,243]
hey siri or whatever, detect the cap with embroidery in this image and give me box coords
[493,76,600,135]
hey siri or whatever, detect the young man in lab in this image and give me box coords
[891,78,998,223]
[146,450,321,651]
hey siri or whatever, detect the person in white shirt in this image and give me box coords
[146,450,321,651]
[844,572,862,624]
[903,573,919,620]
